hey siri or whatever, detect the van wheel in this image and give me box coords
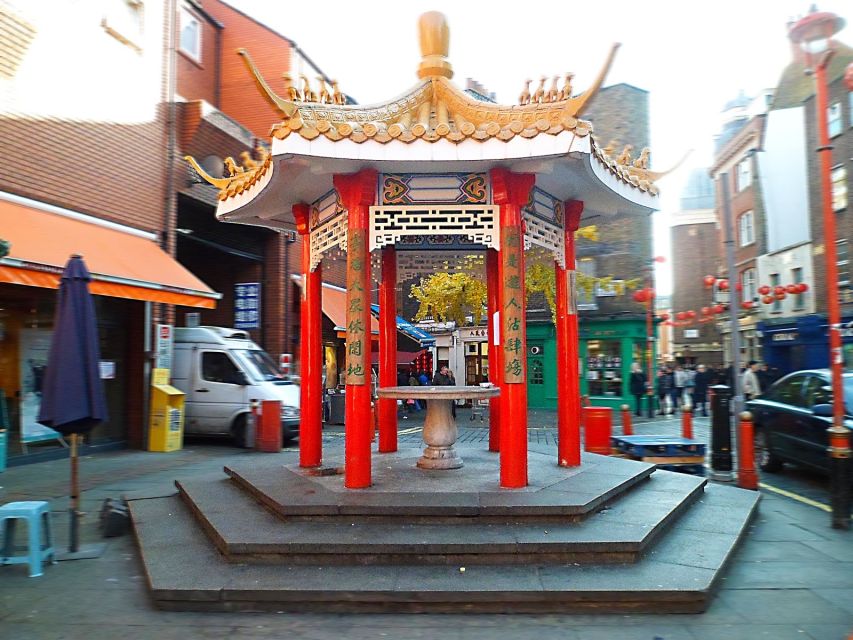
[755,428,782,473]
[231,415,249,448]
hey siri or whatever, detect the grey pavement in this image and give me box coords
[0,409,851,640]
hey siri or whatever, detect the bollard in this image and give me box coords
[737,411,758,490]
[709,385,733,479]
[620,404,633,436]
[583,406,613,455]
[256,400,282,453]
[681,406,693,440]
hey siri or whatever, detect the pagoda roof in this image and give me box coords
[188,12,664,227]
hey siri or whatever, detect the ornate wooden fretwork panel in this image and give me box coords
[396,251,486,281]
[309,212,348,271]
[380,173,489,205]
[309,189,343,230]
[369,205,500,251]
[523,212,564,268]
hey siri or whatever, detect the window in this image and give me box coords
[739,211,754,246]
[736,157,752,191]
[770,273,782,312]
[741,268,756,304]
[791,267,805,311]
[838,239,850,288]
[201,352,240,384]
[827,101,842,138]
[577,259,597,310]
[585,340,622,397]
[765,375,805,407]
[803,375,832,408]
[831,165,847,212]
[179,6,201,62]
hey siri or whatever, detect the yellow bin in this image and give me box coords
[149,369,185,452]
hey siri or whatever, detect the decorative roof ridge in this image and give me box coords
[185,146,272,201]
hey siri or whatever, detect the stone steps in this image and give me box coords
[175,470,707,565]
[129,480,760,614]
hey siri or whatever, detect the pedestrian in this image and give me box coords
[407,369,422,413]
[742,360,762,401]
[672,364,687,412]
[656,367,673,415]
[693,364,711,417]
[757,364,774,392]
[432,365,457,417]
[629,362,646,417]
[684,366,696,408]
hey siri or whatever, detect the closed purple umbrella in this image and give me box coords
[38,255,107,553]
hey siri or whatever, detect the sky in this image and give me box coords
[228,0,850,293]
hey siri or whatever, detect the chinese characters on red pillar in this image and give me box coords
[346,228,367,384]
[502,226,525,384]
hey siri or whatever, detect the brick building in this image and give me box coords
[670,169,722,366]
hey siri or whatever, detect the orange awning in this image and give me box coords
[320,283,379,338]
[0,196,220,308]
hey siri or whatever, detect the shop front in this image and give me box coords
[0,193,219,465]
[759,315,853,374]
[579,319,651,411]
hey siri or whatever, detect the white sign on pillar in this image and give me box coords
[492,311,500,346]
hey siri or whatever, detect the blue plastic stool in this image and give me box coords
[0,501,55,577]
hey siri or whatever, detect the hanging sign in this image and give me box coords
[155,324,173,371]
[501,226,525,383]
[234,282,261,330]
[345,229,367,384]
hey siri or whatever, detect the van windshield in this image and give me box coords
[233,349,287,383]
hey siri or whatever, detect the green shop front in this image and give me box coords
[527,318,652,411]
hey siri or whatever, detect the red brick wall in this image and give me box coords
[202,0,293,139]
[175,3,219,105]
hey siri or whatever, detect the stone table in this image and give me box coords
[377,385,500,469]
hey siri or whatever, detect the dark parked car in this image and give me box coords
[746,370,853,473]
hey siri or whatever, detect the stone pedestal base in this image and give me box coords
[417,445,463,470]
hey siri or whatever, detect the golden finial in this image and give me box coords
[616,144,634,166]
[632,148,650,170]
[518,79,531,106]
[559,73,574,100]
[316,76,331,104]
[546,76,559,103]
[532,77,546,104]
[239,150,257,171]
[282,73,300,101]
[331,79,345,105]
[300,74,316,102]
[417,11,453,79]
[224,157,243,176]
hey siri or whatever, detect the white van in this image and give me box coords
[171,326,300,447]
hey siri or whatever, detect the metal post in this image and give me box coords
[709,384,733,480]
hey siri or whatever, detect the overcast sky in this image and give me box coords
[228,1,850,292]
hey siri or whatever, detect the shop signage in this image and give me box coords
[345,229,367,384]
[155,324,173,370]
[587,356,622,369]
[501,226,524,383]
[234,283,261,330]
[684,329,699,338]
[771,332,798,342]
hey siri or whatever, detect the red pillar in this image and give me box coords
[556,200,584,466]
[378,246,398,452]
[333,169,378,489]
[486,248,501,452]
[491,168,535,489]
[294,204,322,468]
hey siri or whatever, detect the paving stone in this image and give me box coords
[717,588,853,624]
[689,624,823,640]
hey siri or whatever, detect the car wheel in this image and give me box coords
[754,428,783,473]
[281,424,297,443]
[231,414,250,448]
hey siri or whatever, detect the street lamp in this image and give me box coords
[789,7,850,530]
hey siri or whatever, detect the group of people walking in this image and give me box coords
[397,365,456,417]
[629,361,782,418]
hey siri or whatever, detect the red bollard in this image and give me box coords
[583,406,613,455]
[738,411,759,490]
[256,400,282,453]
[681,406,693,440]
[620,404,633,436]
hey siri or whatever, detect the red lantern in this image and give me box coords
[686,310,696,319]
[773,286,785,295]
[645,287,656,299]
[797,283,809,293]
[676,311,687,321]
[735,282,743,292]
[775,292,787,301]
[758,285,771,296]
[718,280,729,291]
[703,275,717,288]
[786,284,798,294]
[713,304,725,314]
[741,301,753,310]
[762,295,774,305]
[664,321,673,326]
[659,313,670,321]
[701,306,711,316]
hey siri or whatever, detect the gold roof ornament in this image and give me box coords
[417,11,453,80]
[186,146,272,200]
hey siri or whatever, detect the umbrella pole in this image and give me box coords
[69,433,79,553]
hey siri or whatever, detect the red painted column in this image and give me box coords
[333,169,378,488]
[556,200,584,467]
[293,204,322,468]
[378,246,398,452]
[491,168,535,488]
[486,248,501,452]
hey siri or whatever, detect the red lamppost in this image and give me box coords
[789,8,850,530]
